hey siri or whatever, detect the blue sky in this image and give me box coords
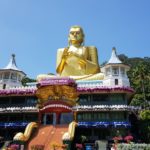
[0,0,150,78]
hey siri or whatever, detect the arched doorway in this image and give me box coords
[42,113,56,125]
[39,100,73,125]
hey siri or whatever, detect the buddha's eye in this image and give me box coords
[76,31,80,34]
[70,31,74,35]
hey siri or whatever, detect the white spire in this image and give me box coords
[4,54,20,71]
[107,47,122,64]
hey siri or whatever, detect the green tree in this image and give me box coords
[117,55,150,142]
[21,77,36,86]
[118,54,128,64]
[129,61,150,107]
[139,110,150,143]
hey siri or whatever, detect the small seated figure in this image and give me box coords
[37,26,104,81]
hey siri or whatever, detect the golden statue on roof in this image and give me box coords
[37,25,104,81]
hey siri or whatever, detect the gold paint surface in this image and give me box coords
[56,26,102,78]
[36,85,78,106]
[13,122,38,142]
[37,26,104,81]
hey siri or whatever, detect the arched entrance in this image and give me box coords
[42,113,56,125]
[39,100,73,125]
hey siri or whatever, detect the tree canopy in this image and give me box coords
[118,55,150,107]
[21,77,36,86]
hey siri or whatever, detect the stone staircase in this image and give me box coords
[27,124,68,150]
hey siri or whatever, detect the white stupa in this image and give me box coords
[0,54,26,89]
[102,47,130,87]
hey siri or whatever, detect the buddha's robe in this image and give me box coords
[56,45,100,76]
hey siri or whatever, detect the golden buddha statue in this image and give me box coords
[56,25,104,80]
[37,26,104,81]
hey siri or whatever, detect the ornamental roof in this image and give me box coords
[107,47,122,64]
[0,86,37,96]
[3,54,22,71]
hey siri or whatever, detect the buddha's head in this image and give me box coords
[68,25,85,46]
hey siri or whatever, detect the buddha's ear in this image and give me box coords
[68,38,71,47]
[82,41,85,46]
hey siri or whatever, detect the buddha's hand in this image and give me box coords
[67,51,86,68]
[62,51,69,59]
[78,58,86,68]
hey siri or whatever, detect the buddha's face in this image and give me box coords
[69,27,84,45]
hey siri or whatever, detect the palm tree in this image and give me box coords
[131,62,150,108]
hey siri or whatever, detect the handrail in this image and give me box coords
[13,122,38,142]
[62,121,77,141]
[68,121,77,140]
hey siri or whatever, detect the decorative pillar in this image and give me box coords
[2,72,4,80]
[16,73,19,83]
[74,111,77,122]
[119,66,121,77]
[110,66,113,77]
[9,72,11,83]
[56,112,61,124]
[38,111,42,125]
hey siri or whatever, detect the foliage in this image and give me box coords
[8,144,19,150]
[138,120,150,143]
[138,110,150,143]
[117,143,150,150]
[100,61,107,67]
[21,77,36,86]
[117,55,150,142]
[118,54,128,64]
[117,55,150,107]
[140,110,150,120]
[80,135,87,143]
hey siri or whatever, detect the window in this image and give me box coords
[106,68,111,76]
[98,113,105,121]
[9,114,23,122]
[0,74,2,80]
[18,75,21,81]
[0,115,9,122]
[115,79,118,85]
[79,95,89,104]
[110,112,125,121]
[60,113,73,124]
[0,97,9,105]
[3,84,6,89]
[11,73,17,80]
[110,94,125,104]
[26,97,37,105]
[92,94,108,104]
[78,113,93,121]
[112,67,119,76]
[24,114,38,121]
[82,113,92,121]
[121,67,125,76]
[11,97,26,105]
[93,113,98,121]
[4,72,10,79]
[77,114,82,121]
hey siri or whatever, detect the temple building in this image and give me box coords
[0,54,26,89]
[0,54,38,142]
[102,47,130,87]
[73,47,134,142]
[0,26,140,150]
[0,49,139,150]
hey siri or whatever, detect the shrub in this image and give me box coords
[117,143,150,150]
